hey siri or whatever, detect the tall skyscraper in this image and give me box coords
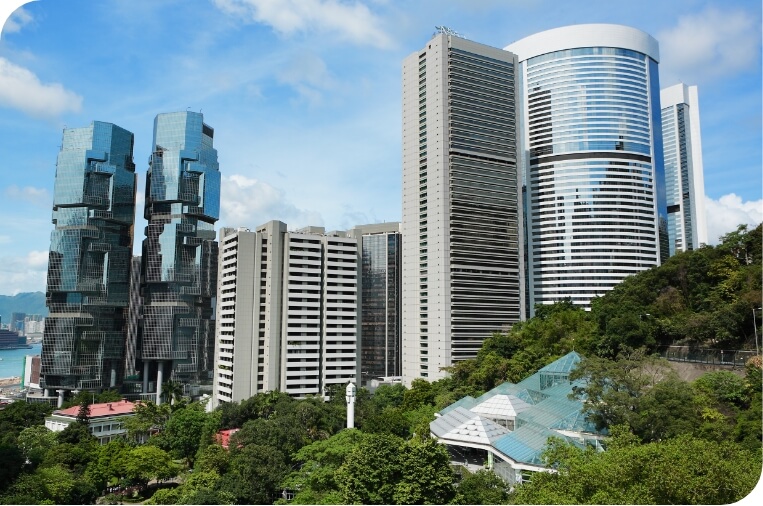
[661,83,707,254]
[140,111,220,402]
[212,222,359,406]
[41,121,136,394]
[401,30,524,384]
[348,222,402,382]
[507,24,668,312]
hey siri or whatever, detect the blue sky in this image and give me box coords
[0,0,760,295]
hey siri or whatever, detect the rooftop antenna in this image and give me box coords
[434,25,465,39]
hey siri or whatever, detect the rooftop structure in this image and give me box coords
[430,351,606,486]
[45,399,137,444]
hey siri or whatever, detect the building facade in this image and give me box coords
[140,112,220,402]
[507,24,668,313]
[41,121,136,393]
[212,222,359,406]
[401,31,524,384]
[348,222,402,382]
[660,83,707,254]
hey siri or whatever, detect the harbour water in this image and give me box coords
[0,343,41,380]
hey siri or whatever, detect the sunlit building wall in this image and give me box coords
[660,83,707,254]
[401,31,524,384]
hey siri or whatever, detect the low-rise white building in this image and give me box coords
[45,399,137,444]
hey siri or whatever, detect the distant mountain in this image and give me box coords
[0,292,47,323]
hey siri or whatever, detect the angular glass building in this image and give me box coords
[661,83,707,255]
[41,121,136,394]
[507,24,668,312]
[140,111,220,402]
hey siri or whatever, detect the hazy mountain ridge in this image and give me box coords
[0,292,48,323]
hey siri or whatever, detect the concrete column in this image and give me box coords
[156,362,163,405]
[110,367,117,388]
[143,361,150,393]
[44,388,50,397]
[345,382,356,429]
[56,389,64,408]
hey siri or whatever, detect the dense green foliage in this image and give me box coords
[0,224,760,504]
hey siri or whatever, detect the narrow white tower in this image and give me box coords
[345,382,356,429]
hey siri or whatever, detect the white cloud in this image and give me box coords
[0,0,35,39]
[2,5,32,34]
[0,250,48,295]
[658,7,761,85]
[0,57,83,118]
[5,184,50,207]
[212,0,392,48]
[26,250,48,268]
[221,174,323,230]
[705,194,763,245]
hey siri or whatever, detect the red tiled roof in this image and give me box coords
[55,399,136,418]
[216,428,240,449]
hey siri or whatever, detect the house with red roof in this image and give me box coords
[45,399,137,444]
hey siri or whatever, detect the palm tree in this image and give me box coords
[161,380,184,406]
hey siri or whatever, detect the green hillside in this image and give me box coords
[0,292,47,323]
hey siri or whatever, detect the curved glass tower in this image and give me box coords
[140,111,220,401]
[507,24,667,312]
[42,121,136,393]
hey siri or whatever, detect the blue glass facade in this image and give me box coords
[513,36,666,310]
[140,112,220,394]
[41,121,136,391]
[359,231,401,379]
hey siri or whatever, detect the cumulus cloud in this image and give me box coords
[0,57,83,118]
[221,174,323,230]
[5,184,50,207]
[658,7,761,85]
[212,0,391,48]
[277,53,336,105]
[0,0,35,39]
[705,194,763,245]
[0,250,48,295]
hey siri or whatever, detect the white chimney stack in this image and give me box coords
[345,382,356,429]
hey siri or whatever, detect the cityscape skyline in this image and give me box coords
[0,0,761,296]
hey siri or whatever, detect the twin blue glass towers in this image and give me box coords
[42,112,220,400]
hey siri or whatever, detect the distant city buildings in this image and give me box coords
[508,24,668,313]
[212,222,359,406]
[139,112,220,403]
[401,31,524,384]
[661,83,708,254]
[41,121,136,394]
[30,23,709,402]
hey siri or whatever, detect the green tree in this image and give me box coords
[219,444,289,504]
[0,401,52,443]
[163,403,208,466]
[16,425,57,467]
[452,469,509,505]
[124,445,179,490]
[392,437,454,504]
[124,400,172,443]
[509,431,761,504]
[336,433,404,504]
[0,443,24,492]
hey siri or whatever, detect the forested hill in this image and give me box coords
[0,292,47,322]
[443,223,762,395]
[591,223,762,355]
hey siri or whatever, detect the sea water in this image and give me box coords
[0,343,42,380]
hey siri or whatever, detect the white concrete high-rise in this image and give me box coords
[401,30,524,384]
[660,83,707,254]
[507,24,668,313]
[212,222,359,406]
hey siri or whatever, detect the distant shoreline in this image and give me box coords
[0,376,22,387]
